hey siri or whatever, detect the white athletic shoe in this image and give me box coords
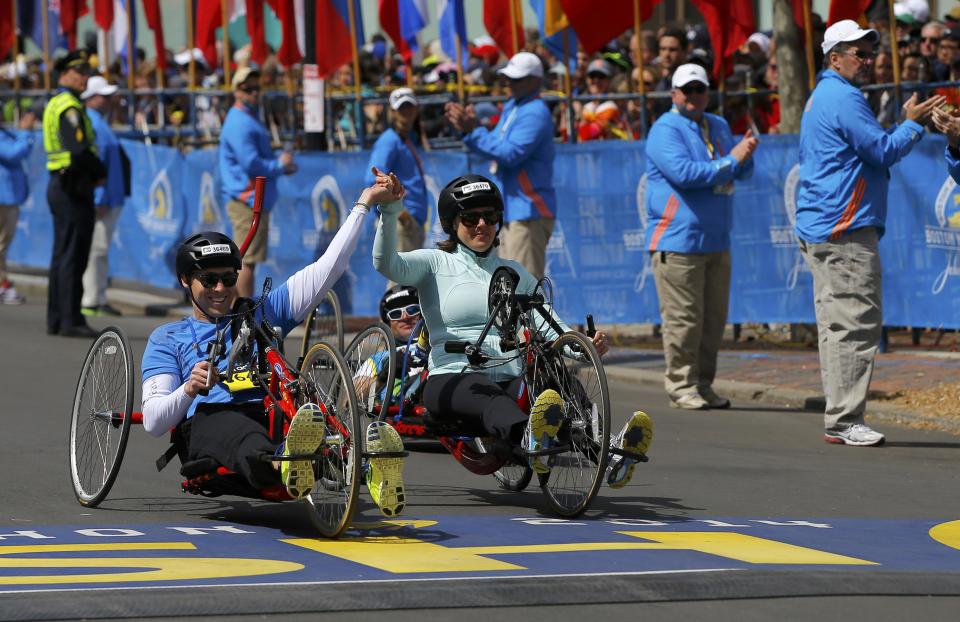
[824,423,885,447]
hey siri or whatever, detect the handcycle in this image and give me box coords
[300,288,344,357]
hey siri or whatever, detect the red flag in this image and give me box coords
[60,0,89,50]
[245,0,267,65]
[378,0,412,62]
[691,0,755,79]
[0,0,12,62]
[828,0,872,25]
[559,0,661,55]
[143,0,166,71]
[315,0,354,79]
[484,0,524,58]
[196,0,221,67]
[93,0,113,30]
[266,0,302,66]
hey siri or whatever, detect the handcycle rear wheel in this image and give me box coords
[69,326,134,507]
[300,289,344,358]
[532,331,611,517]
[342,323,396,422]
[299,342,363,538]
[474,438,533,491]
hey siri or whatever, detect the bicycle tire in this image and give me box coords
[342,323,396,422]
[68,326,134,507]
[300,289,344,359]
[474,438,533,491]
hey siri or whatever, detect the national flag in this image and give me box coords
[483,0,523,58]
[0,0,13,62]
[17,0,67,52]
[828,0,872,25]
[690,0,755,79]
[245,0,267,65]
[399,0,427,53]
[92,0,111,29]
[558,0,660,55]
[266,0,302,67]
[113,0,136,73]
[60,0,89,50]
[529,0,576,63]
[378,0,413,61]
[437,0,466,64]
[195,0,220,67]
[314,0,364,79]
[143,0,165,71]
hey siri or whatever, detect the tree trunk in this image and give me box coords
[772,0,809,134]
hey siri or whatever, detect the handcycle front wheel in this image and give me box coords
[69,326,134,507]
[342,323,397,422]
[299,341,363,538]
[532,331,611,517]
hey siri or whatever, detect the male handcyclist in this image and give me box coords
[374,174,652,486]
[140,168,407,516]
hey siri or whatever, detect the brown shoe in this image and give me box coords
[699,387,731,409]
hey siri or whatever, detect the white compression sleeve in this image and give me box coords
[141,374,194,437]
[286,203,370,323]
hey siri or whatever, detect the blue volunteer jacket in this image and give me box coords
[219,102,283,211]
[463,94,556,223]
[796,70,924,243]
[364,128,428,224]
[0,127,32,205]
[87,108,124,208]
[644,107,753,253]
[946,145,960,183]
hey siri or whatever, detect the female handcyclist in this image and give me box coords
[374,174,651,483]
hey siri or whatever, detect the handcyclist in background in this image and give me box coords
[139,168,408,516]
[374,174,652,486]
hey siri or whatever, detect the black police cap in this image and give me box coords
[54,51,90,73]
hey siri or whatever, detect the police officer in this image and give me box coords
[43,51,107,338]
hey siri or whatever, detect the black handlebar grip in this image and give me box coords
[586,314,596,338]
[444,341,469,353]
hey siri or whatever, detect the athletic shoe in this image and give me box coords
[669,393,709,410]
[607,411,654,489]
[82,304,122,317]
[699,386,731,409]
[365,421,406,517]
[526,389,565,474]
[279,403,326,499]
[824,423,885,447]
[0,285,25,305]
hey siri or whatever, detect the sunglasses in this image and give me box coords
[195,271,239,288]
[238,85,261,93]
[459,210,501,227]
[923,37,942,44]
[680,83,707,95]
[843,50,878,61]
[385,304,421,321]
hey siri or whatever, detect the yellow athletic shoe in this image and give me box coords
[365,421,406,517]
[607,410,653,489]
[280,403,326,499]
[526,389,565,474]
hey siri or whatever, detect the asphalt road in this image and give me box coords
[2,300,960,621]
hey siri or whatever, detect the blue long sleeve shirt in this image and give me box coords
[462,94,556,223]
[644,107,753,253]
[0,128,32,205]
[364,128,429,224]
[219,103,283,211]
[86,108,125,208]
[946,145,960,184]
[796,70,924,243]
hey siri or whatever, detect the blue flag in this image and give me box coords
[437,0,467,65]
[17,0,67,53]
[114,0,138,75]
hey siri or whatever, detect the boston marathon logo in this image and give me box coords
[627,174,653,292]
[198,171,225,228]
[927,175,960,294]
[769,164,809,290]
[137,169,179,237]
[307,175,346,251]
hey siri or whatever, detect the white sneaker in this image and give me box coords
[0,285,25,305]
[824,423,885,446]
[670,393,708,410]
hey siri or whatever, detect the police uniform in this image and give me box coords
[43,52,106,336]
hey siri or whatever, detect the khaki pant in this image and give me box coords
[799,227,882,430]
[227,199,271,264]
[0,204,18,283]
[499,217,555,280]
[397,213,426,252]
[82,207,121,308]
[651,250,731,399]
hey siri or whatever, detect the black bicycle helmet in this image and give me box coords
[175,231,242,282]
[379,284,419,323]
[437,174,504,233]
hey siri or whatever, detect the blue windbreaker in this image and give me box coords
[644,107,753,253]
[946,145,960,183]
[0,128,32,205]
[796,70,924,243]
[87,108,124,208]
[364,128,428,224]
[219,103,284,211]
[463,94,556,223]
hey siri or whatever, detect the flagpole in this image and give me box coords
[455,33,465,102]
[405,57,413,87]
[509,0,518,55]
[221,0,232,88]
[802,0,815,91]
[126,0,135,94]
[99,29,110,80]
[887,0,902,107]
[346,0,361,102]
[11,0,20,92]
[186,0,196,88]
[632,0,645,139]
[41,0,50,89]
[563,28,573,142]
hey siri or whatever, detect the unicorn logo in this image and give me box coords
[927,175,960,294]
[769,163,809,290]
[629,174,653,292]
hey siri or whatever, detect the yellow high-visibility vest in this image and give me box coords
[42,90,96,171]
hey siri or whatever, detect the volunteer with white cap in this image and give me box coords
[365,87,429,252]
[80,75,125,317]
[644,62,758,411]
[797,20,944,446]
[444,51,556,280]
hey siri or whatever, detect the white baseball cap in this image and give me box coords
[671,63,709,89]
[821,19,880,55]
[81,75,118,100]
[388,87,418,110]
[497,52,544,79]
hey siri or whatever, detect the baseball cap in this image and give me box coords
[747,32,772,56]
[231,66,260,90]
[54,50,90,73]
[497,52,544,79]
[671,63,709,89]
[81,75,119,100]
[389,87,418,110]
[948,6,960,21]
[821,19,879,55]
[587,59,612,77]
